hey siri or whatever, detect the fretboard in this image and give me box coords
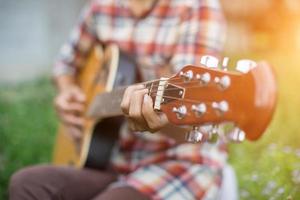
[86,78,182,120]
[87,87,126,119]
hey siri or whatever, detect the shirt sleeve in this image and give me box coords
[53,1,97,77]
[170,0,226,73]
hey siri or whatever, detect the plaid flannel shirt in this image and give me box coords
[54,0,227,199]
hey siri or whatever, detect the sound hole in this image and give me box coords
[85,117,123,170]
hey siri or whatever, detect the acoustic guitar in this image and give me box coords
[53,44,277,170]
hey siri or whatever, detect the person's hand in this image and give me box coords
[120,84,168,133]
[54,85,86,141]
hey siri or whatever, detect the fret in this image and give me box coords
[87,87,126,118]
[144,81,155,95]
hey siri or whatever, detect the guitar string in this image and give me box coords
[148,94,213,104]
[112,84,219,98]
[149,80,210,86]
[130,76,197,87]
[133,72,228,86]
[130,79,223,94]
[159,78,216,85]
[111,75,226,101]
[148,87,211,95]
[136,78,206,86]
[147,81,220,93]
[137,83,221,95]
[112,93,215,104]
[110,82,220,103]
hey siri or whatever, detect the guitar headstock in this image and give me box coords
[150,56,277,143]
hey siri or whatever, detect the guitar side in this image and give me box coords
[53,46,107,167]
[53,44,137,169]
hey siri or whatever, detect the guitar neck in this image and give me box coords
[87,77,183,120]
[87,87,127,119]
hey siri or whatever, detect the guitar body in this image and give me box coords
[53,44,137,169]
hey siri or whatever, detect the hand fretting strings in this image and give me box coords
[126,77,215,104]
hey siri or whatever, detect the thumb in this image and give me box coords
[158,113,169,126]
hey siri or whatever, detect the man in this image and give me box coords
[9,0,227,199]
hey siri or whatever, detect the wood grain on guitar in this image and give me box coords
[53,46,277,170]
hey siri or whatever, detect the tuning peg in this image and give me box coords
[196,72,211,85]
[227,127,246,143]
[212,101,229,113]
[208,132,219,143]
[192,103,206,116]
[222,57,229,71]
[236,59,257,73]
[172,105,187,119]
[214,75,231,89]
[198,124,219,143]
[179,70,193,81]
[200,55,219,68]
[208,125,219,143]
[186,126,205,143]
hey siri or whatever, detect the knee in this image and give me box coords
[10,166,32,192]
[9,165,51,198]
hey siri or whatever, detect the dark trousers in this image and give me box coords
[9,165,150,200]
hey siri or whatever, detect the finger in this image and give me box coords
[61,113,85,127]
[127,118,137,131]
[72,88,86,102]
[57,101,85,113]
[66,126,82,140]
[121,84,144,115]
[142,94,168,132]
[55,96,85,113]
[127,118,147,132]
[129,88,149,124]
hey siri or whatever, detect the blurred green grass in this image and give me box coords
[0,52,300,199]
[0,78,57,199]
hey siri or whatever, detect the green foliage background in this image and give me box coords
[0,79,57,199]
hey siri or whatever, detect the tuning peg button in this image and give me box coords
[222,57,229,71]
[172,105,187,119]
[186,126,205,143]
[200,55,219,68]
[180,70,193,81]
[208,131,219,143]
[199,124,213,133]
[196,72,211,85]
[212,101,229,113]
[215,75,231,89]
[227,128,246,143]
[192,103,206,116]
[197,124,220,143]
[236,59,257,73]
[207,125,219,143]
